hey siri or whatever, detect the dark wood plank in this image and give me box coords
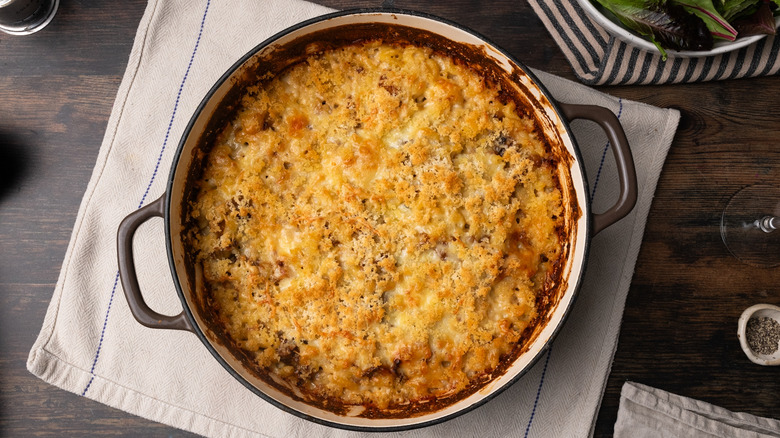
[1,0,778,437]
[0,1,197,436]
[591,76,780,436]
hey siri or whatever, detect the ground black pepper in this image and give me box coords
[746,316,780,356]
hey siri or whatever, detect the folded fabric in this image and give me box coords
[27,0,680,436]
[616,382,780,438]
[528,0,780,85]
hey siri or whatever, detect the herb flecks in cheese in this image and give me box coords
[188,42,566,416]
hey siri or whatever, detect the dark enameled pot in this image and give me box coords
[116,9,637,432]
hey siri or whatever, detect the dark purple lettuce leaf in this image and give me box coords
[731,1,777,35]
[595,0,715,51]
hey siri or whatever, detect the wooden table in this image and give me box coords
[1,1,778,436]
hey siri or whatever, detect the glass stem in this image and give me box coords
[758,216,779,233]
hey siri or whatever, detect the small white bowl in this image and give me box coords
[576,0,779,58]
[738,304,780,366]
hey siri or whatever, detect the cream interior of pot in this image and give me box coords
[166,11,589,429]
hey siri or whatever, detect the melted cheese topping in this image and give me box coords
[188,42,566,414]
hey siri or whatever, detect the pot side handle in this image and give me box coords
[558,102,638,235]
[117,195,195,332]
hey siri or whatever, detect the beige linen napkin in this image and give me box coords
[615,382,780,437]
[26,1,680,436]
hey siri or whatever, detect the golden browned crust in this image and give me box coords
[187,41,567,416]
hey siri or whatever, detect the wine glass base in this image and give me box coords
[720,184,780,268]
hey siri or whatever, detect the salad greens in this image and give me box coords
[593,0,779,55]
[676,0,737,40]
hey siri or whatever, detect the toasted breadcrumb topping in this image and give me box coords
[188,41,566,415]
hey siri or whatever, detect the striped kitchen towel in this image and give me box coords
[529,0,780,85]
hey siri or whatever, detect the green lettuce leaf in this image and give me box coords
[715,0,760,21]
[674,0,739,40]
[593,0,714,53]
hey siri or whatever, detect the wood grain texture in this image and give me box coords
[1,0,777,437]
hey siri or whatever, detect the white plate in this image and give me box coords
[576,0,779,57]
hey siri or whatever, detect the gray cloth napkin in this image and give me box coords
[528,0,780,85]
[26,0,679,436]
[616,382,780,437]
